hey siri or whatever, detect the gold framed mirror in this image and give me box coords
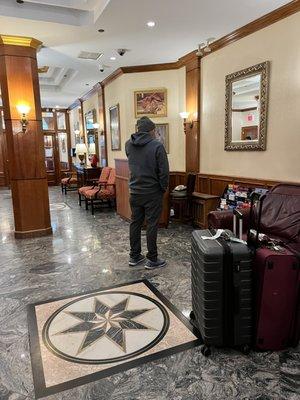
[225,61,269,151]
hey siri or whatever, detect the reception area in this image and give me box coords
[0,1,299,399]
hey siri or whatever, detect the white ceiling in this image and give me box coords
[0,0,291,108]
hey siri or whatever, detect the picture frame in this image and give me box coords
[109,104,121,151]
[134,88,167,118]
[134,122,169,153]
[155,123,169,153]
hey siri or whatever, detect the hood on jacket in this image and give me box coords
[130,131,154,146]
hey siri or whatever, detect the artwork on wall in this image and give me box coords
[155,123,169,153]
[134,122,169,153]
[42,112,55,131]
[134,89,167,118]
[109,104,121,151]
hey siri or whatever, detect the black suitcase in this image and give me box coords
[191,228,253,356]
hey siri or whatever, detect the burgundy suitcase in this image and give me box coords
[254,247,300,351]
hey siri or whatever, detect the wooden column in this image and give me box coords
[0,35,52,238]
[180,53,201,173]
[97,84,108,167]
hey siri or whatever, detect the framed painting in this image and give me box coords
[155,123,169,153]
[134,88,167,118]
[109,104,121,151]
[134,122,169,153]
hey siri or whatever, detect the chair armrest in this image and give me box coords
[208,208,251,232]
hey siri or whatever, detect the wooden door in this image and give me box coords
[42,109,72,185]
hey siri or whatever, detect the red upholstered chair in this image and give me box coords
[78,166,111,207]
[85,168,116,215]
[61,172,78,195]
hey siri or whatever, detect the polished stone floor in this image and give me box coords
[0,187,299,400]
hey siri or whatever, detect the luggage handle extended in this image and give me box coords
[233,208,243,240]
[247,192,267,249]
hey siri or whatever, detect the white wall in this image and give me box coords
[104,68,186,171]
[200,12,300,182]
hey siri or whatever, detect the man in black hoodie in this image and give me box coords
[125,116,169,269]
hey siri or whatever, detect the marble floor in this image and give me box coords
[0,187,299,400]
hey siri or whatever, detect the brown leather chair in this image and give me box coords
[208,184,300,250]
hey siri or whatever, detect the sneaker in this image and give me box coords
[129,254,146,267]
[145,258,167,270]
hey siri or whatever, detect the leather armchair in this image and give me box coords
[208,184,300,250]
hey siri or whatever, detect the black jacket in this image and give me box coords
[125,131,169,195]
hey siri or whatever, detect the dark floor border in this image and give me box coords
[28,279,202,399]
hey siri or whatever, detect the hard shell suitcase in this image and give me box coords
[254,247,300,351]
[191,229,253,356]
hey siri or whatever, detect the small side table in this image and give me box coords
[75,165,101,187]
[192,192,220,229]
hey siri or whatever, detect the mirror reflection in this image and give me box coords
[231,74,260,142]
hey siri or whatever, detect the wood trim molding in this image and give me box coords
[209,0,300,54]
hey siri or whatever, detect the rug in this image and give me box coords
[28,279,201,398]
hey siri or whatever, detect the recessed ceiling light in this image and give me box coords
[98,29,105,33]
[55,105,60,108]
[110,56,116,61]
[85,83,90,86]
[147,21,156,28]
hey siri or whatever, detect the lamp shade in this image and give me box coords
[76,143,87,154]
[17,104,31,115]
[180,111,190,119]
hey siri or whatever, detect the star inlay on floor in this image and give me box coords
[29,280,201,398]
[56,297,156,355]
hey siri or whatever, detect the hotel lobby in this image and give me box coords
[0,1,299,399]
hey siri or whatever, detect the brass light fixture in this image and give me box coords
[180,112,193,134]
[16,104,30,132]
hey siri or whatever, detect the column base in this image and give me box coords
[14,226,52,239]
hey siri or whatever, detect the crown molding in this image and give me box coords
[68,0,300,107]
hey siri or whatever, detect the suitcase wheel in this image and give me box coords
[201,345,211,357]
[189,310,195,321]
[241,344,251,355]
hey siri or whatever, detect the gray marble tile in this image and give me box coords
[0,187,299,400]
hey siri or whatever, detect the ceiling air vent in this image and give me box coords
[78,51,103,60]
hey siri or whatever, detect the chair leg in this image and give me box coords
[85,198,89,210]
[78,193,82,206]
[91,199,94,215]
[61,183,64,194]
[64,185,67,195]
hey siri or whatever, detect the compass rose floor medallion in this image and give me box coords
[28,280,201,398]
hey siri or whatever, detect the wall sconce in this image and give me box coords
[16,104,30,132]
[75,143,87,165]
[180,111,193,134]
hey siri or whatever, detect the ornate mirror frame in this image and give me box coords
[225,61,269,151]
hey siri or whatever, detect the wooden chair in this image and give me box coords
[85,168,116,215]
[78,166,111,207]
[61,171,78,195]
[169,173,196,223]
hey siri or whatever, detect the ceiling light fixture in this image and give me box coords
[98,29,105,33]
[147,21,156,28]
[110,56,116,61]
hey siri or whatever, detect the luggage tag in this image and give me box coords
[200,229,225,240]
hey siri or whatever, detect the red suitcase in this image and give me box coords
[254,247,300,351]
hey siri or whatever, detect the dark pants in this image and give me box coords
[129,192,163,262]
